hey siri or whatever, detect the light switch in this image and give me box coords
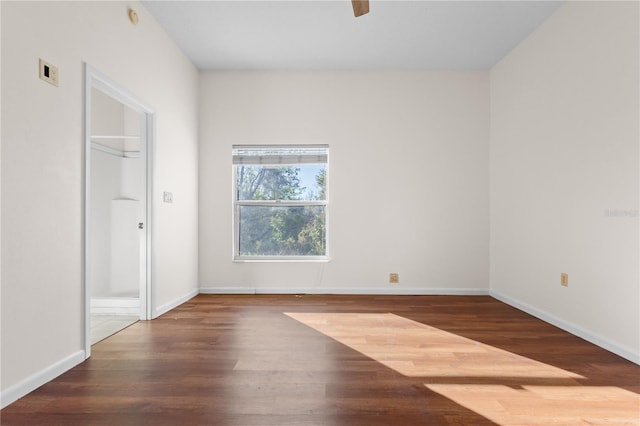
[163,192,173,203]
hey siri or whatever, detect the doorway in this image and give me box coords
[84,65,154,357]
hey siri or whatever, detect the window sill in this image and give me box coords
[233,256,330,263]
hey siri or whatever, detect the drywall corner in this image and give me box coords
[490,1,639,360]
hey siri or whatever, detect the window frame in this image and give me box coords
[232,145,329,262]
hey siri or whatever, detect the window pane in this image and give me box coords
[236,165,326,201]
[239,205,326,257]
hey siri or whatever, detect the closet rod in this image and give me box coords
[91,135,141,140]
[91,142,140,158]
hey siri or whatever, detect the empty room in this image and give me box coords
[1,0,638,424]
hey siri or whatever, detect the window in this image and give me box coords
[233,145,329,260]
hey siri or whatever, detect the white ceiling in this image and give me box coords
[141,0,564,70]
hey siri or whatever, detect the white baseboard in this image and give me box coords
[1,350,85,409]
[199,287,490,296]
[490,290,640,365]
[153,288,199,318]
[199,287,257,294]
[90,297,139,315]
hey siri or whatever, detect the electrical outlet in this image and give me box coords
[39,59,59,87]
[163,191,173,203]
[389,273,399,284]
[561,273,568,287]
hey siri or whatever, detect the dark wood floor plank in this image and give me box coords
[2,294,638,425]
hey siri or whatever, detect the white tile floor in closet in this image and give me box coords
[91,315,138,345]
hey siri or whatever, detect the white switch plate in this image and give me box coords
[163,192,173,203]
[39,58,59,87]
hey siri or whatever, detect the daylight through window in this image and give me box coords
[233,145,329,260]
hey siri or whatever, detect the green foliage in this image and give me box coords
[237,166,303,201]
[237,165,326,257]
[315,168,326,200]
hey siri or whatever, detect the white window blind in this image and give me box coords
[232,145,329,165]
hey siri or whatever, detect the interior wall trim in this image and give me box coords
[490,290,640,365]
[0,350,85,409]
[90,297,140,315]
[153,289,199,319]
[198,287,490,296]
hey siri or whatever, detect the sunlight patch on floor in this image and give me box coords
[285,312,639,425]
[426,384,640,425]
[284,312,583,379]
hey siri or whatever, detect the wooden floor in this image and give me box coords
[2,295,639,425]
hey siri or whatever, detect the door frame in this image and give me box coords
[83,64,155,358]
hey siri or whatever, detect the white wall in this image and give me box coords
[92,87,125,137]
[90,150,122,297]
[90,89,141,298]
[109,199,141,296]
[1,1,199,405]
[199,71,490,294]
[490,1,639,362]
[89,150,144,298]
[0,0,3,397]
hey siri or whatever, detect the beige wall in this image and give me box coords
[490,1,639,361]
[0,0,3,399]
[199,71,490,294]
[1,1,199,404]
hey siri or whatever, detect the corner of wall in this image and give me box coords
[488,1,640,363]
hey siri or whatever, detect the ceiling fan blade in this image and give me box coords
[351,0,369,17]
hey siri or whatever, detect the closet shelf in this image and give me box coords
[91,135,141,140]
[91,141,141,158]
